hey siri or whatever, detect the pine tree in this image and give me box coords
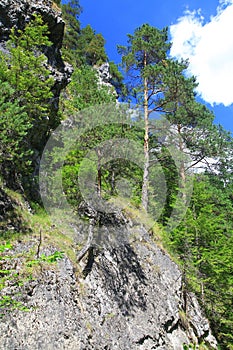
[0,14,55,151]
[60,65,118,204]
[61,65,115,113]
[0,81,31,187]
[162,59,221,177]
[62,2,107,68]
[118,25,226,212]
[170,174,233,348]
[61,0,82,65]
[118,24,170,211]
[75,25,107,67]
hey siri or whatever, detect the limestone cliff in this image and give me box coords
[0,216,217,350]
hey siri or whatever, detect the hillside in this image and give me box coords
[0,1,232,349]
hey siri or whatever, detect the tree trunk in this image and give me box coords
[141,52,149,212]
[77,218,95,262]
[97,149,102,197]
[177,124,186,202]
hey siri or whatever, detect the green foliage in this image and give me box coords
[183,344,196,350]
[26,251,64,267]
[78,25,107,66]
[0,14,62,191]
[109,61,126,96]
[1,14,53,115]
[61,65,115,113]
[62,0,82,64]
[62,1,107,67]
[60,67,119,206]
[69,24,108,67]
[61,123,143,209]
[162,58,224,170]
[0,80,32,182]
[0,14,55,153]
[0,242,13,252]
[168,174,233,349]
[154,146,179,223]
[118,23,170,106]
[61,0,124,93]
[0,296,30,315]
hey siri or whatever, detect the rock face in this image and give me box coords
[97,62,112,84]
[0,0,72,111]
[96,62,118,97]
[0,224,217,350]
[0,187,29,232]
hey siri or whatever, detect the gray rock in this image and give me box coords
[96,62,117,97]
[0,186,29,231]
[0,224,218,349]
[97,62,112,83]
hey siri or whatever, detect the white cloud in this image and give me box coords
[170,0,233,106]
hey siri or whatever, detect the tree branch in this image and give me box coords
[77,218,95,262]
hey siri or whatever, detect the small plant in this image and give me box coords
[0,269,12,276]
[85,321,93,333]
[179,309,190,330]
[0,242,12,252]
[41,251,64,263]
[26,251,64,267]
[0,295,30,317]
[183,344,197,350]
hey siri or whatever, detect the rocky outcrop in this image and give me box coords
[0,0,72,111]
[96,62,118,97]
[0,187,29,232]
[0,223,217,350]
[97,62,112,84]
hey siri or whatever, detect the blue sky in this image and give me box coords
[63,0,233,134]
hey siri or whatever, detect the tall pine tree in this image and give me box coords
[118,24,170,211]
[0,14,54,152]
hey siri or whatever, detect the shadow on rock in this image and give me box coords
[97,243,148,316]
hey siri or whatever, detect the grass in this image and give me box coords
[52,1,62,11]
[179,309,190,330]
[23,204,78,263]
[109,196,162,237]
[0,214,68,318]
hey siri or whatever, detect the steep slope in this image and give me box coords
[0,211,217,350]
